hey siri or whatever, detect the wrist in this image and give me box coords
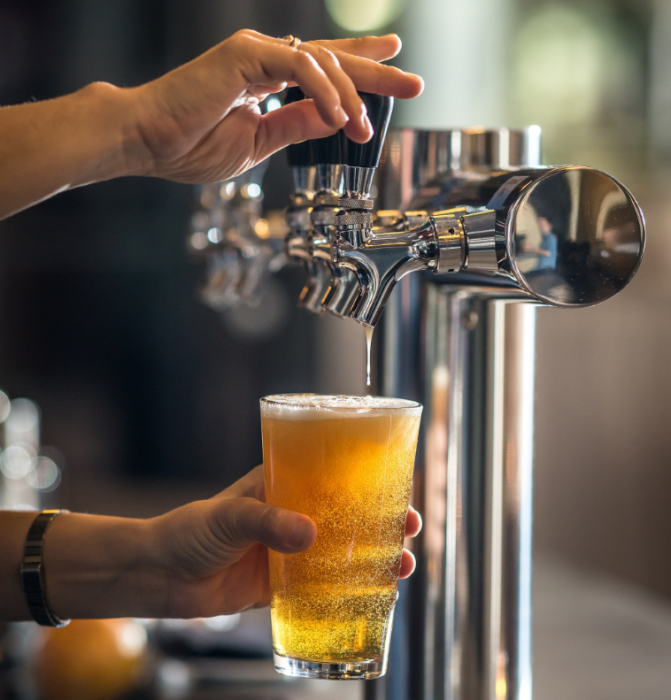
[44,513,167,619]
[68,82,151,185]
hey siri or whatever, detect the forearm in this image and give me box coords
[0,511,37,621]
[0,83,144,220]
[0,511,166,622]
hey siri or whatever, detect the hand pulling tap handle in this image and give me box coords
[340,93,394,169]
[283,87,314,168]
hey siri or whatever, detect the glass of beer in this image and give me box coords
[260,394,422,680]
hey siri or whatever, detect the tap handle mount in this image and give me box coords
[284,88,314,168]
[340,93,394,168]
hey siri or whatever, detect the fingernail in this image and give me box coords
[404,551,417,577]
[363,114,373,136]
[335,105,349,124]
[288,520,314,549]
[415,509,423,530]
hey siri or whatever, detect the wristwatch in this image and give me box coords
[20,509,71,627]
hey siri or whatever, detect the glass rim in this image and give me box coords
[260,393,422,411]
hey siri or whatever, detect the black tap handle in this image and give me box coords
[310,131,342,166]
[284,87,314,167]
[340,93,393,168]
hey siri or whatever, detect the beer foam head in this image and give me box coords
[261,394,422,419]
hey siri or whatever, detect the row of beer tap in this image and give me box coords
[188,89,505,328]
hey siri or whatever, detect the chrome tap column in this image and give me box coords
[377,288,537,700]
[361,128,645,700]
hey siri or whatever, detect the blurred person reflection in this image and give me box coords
[0,29,424,624]
[522,215,558,270]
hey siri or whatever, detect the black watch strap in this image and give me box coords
[20,509,71,628]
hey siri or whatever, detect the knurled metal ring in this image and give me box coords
[286,207,312,230]
[336,210,374,227]
[281,35,302,48]
[311,208,337,226]
[314,192,341,207]
[338,197,374,210]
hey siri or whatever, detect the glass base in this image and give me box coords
[273,652,386,680]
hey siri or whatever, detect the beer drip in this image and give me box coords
[365,325,374,388]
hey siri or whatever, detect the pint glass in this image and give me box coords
[260,394,422,680]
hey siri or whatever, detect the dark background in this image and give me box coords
[0,1,335,504]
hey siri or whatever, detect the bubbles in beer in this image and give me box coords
[262,399,421,664]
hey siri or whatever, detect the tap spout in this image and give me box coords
[297,259,332,313]
[297,228,332,313]
[334,209,467,327]
[300,159,343,315]
[322,267,363,317]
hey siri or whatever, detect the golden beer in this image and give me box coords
[261,394,422,679]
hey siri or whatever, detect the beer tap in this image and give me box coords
[297,127,343,313]
[319,93,389,320]
[284,87,316,274]
[335,118,645,327]
[188,99,289,313]
[334,93,465,327]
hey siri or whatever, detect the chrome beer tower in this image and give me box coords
[281,92,645,700]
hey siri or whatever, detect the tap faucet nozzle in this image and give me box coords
[333,208,470,327]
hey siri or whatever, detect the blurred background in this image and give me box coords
[1,0,671,698]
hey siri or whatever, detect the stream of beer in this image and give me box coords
[365,326,374,388]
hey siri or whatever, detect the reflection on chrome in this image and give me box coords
[509,167,644,305]
[188,162,289,312]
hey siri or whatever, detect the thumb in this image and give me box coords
[212,497,317,555]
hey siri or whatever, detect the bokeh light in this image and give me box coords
[0,390,10,423]
[1,444,35,480]
[26,456,62,492]
[325,0,406,32]
[513,5,616,126]
[207,227,223,244]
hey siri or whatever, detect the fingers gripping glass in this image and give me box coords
[261,394,422,680]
